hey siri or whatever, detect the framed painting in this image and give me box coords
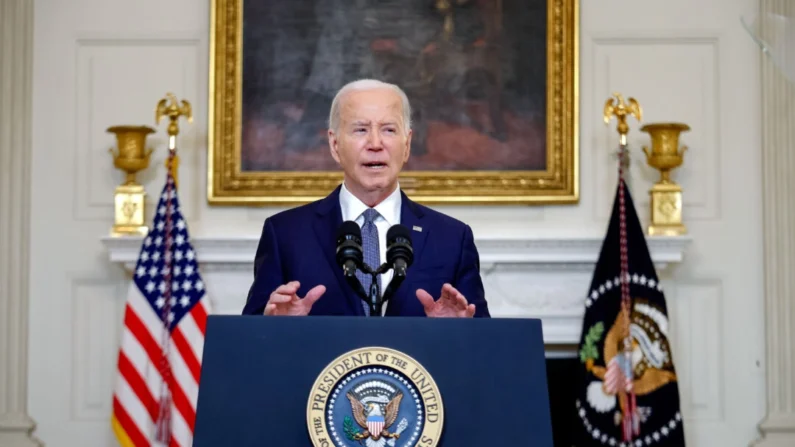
[209,0,578,205]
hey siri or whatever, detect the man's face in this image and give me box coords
[329,88,411,203]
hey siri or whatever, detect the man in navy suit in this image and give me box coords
[242,79,490,318]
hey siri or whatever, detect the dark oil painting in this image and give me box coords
[240,0,548,172]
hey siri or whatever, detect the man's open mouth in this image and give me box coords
[363,162,387,169]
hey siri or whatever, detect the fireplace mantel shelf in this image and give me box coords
[101,233,691,271]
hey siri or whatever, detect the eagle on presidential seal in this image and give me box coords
[345,388,403,445]
[583,298,678,426]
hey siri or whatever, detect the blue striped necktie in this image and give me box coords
[356,208,381,316]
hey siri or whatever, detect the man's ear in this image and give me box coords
[328,129,341,164]
[403,129,412,162]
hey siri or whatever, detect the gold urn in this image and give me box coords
[640,122,690,236]
[107,125,155,236]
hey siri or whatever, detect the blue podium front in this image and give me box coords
[193,315,553,446]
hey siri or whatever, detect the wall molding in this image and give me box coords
[73,37,202,222]
[590,35,722,222]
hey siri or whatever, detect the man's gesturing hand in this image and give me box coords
[263,281,326,316]
[416,283,476,318]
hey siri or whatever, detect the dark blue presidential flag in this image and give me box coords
[575,179,686,446]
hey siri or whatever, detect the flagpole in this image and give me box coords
[603,92,642,442]
[153,93,193,445]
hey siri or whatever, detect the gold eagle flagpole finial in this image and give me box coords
[155,93,193,187]
[603,92,642,147]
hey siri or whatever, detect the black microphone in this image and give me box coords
[335,221,363,277]
[382,224,413,303]
[335,221,375,313]
[386,224,413,275]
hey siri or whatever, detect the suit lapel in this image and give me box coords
[312,186,365,316]
[386,193,428,315]
[400,193,428,267]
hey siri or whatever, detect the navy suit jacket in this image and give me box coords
[241,186,490,317]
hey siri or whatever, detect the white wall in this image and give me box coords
[25,0,766,446]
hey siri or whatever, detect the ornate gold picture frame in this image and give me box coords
[208,0,578,205]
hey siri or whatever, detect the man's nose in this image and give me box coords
[367,131,383,150]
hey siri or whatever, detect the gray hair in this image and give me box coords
[328,79,412,135]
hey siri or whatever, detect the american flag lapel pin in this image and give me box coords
[413,225,422,232]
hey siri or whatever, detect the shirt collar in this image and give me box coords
[339,182,401,226]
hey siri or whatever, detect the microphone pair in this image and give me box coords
[335,221,414,277]
[335,221,414,315]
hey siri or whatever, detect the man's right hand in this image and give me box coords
[263,281,326,316]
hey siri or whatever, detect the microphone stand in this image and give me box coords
[367,271,381,316]
[343,261,400,317]
[381,262,407,308]
[362,262,392,316]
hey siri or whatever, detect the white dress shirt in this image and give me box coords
[339,182,402,314]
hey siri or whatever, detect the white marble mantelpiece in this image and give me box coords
[101,234,691,346]
[101,234,690,270]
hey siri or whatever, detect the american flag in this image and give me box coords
[111,174,210,447]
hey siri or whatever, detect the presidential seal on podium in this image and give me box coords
[307,347,444,447]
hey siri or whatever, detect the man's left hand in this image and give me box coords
[416,283,476,318]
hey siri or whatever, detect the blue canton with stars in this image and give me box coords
[132,177,205,331]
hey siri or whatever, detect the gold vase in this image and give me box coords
[640,122,690,236]
[108,125,155,236]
